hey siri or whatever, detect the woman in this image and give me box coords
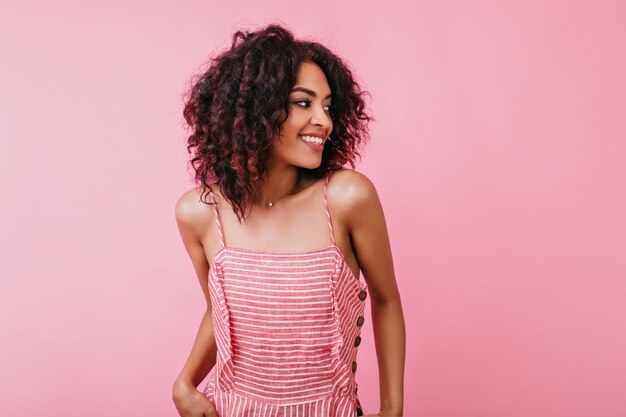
[172,23,405,417]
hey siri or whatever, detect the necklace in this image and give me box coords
[264,172,302,208]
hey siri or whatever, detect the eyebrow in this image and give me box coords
[289,87,332,99]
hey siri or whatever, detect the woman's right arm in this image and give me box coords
[172,189,218,416]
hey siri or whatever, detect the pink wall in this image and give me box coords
[1,1,625,416]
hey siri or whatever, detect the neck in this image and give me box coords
[254,165,303,207]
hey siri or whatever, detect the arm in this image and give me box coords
[344,172,406,417]
[172,190,218,400]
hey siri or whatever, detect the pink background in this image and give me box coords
[1,1,625,416]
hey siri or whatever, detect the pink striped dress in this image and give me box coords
[202,171,368,417]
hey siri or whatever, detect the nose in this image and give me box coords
[310,105,332,130]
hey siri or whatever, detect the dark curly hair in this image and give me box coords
[183,23,373,222]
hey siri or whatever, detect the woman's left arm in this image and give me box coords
[340,171,406,417]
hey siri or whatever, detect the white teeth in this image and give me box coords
[300,135,323,144]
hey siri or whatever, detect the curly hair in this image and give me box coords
[183,23,373,223]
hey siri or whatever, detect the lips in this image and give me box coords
[299,135,325,152]
[299,134,324,143]
[299,132,327,139]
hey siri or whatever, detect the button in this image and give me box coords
[358,290,367,301]
[351,361,357,372]
[354,336,361,347]
[356,316,365,327]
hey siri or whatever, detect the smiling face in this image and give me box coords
[270,60,334,170]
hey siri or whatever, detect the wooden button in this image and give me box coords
[351,361,357,372]
[354,336,361,347]
[356,316,365,327]
[358,290,367,301]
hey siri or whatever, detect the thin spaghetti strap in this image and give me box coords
[323,171,336,246]
[207,186,226,249]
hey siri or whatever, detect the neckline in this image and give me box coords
[211,243,362,282]
[214,243,336,258]
[208,171,337,250]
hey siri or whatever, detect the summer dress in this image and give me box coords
[202,170,368,417]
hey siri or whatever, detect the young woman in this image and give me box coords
[172,24,405,417]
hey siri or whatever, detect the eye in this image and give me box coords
[293,100,334,111]
[293,100,334,113]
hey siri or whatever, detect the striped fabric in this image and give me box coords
[202,170,368,417]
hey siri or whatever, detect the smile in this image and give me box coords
[299,135,325,152]
[299,135,324,144]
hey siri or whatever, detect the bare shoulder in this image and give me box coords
[328,168,379,207]
[327,168,380,230]
[174,186,216,308]
[174,186,214,241]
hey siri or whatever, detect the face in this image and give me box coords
[270,60,333,170]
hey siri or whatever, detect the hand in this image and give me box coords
[172,380,218,417]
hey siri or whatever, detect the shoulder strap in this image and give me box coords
[207,186,225,249]
[323,171,336,246]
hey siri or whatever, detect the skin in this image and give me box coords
[172,60,405,417]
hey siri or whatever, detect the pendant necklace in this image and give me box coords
[265,173,302,208]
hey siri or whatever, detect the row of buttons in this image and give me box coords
[352,290,368,373]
